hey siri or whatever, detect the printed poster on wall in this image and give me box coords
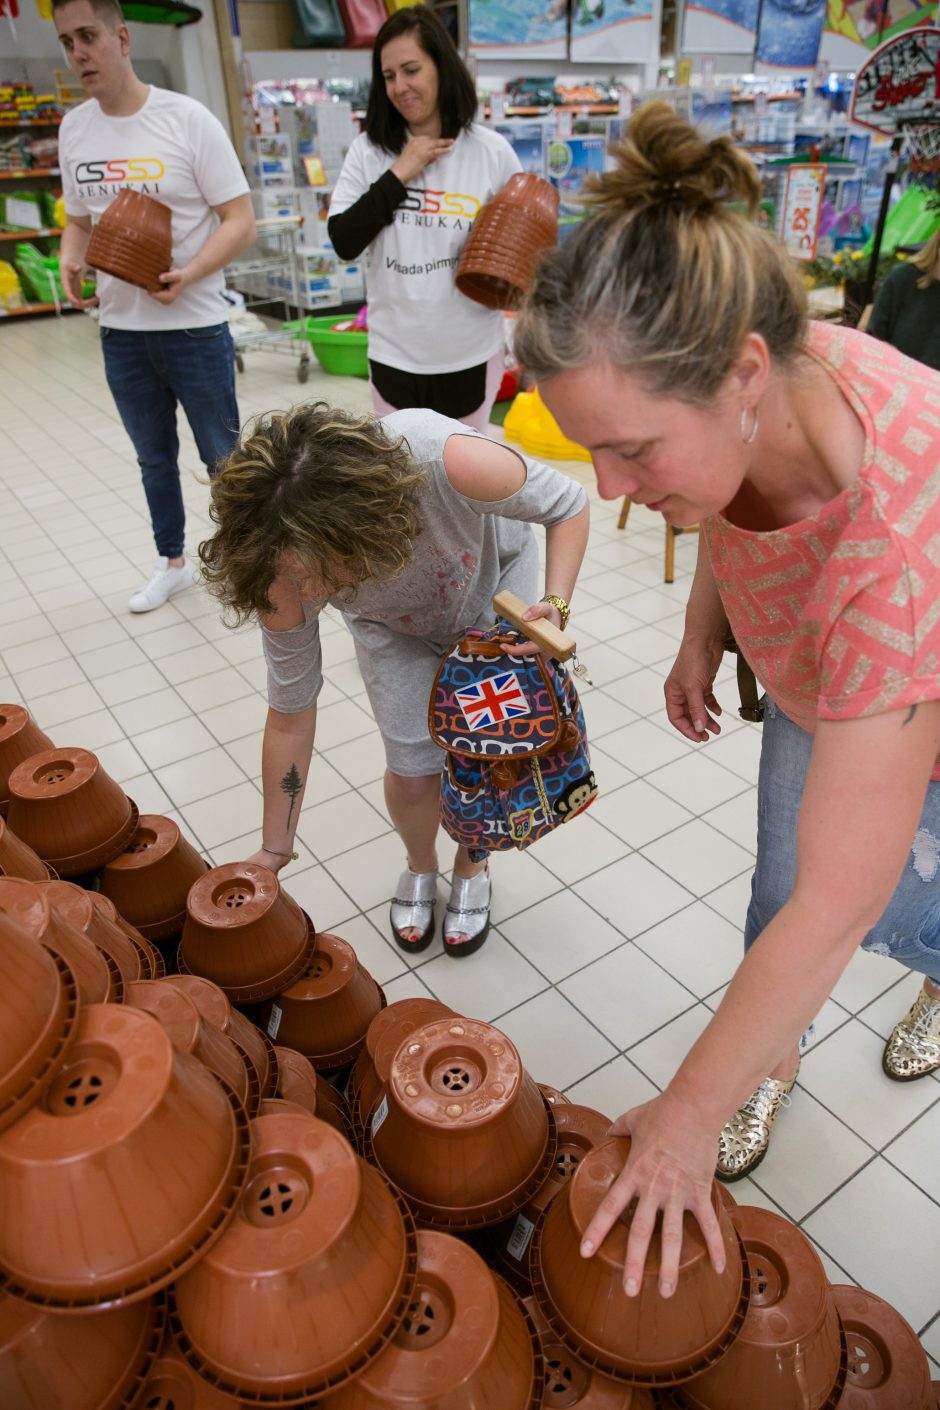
[568,0,658,63]
[469,0,568,60]
[780,162,826,259]
[683,0,760,54]
[819,0,938,71]
[755,0,828,71]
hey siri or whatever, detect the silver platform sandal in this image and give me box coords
[390,865,438,953]
[443,865,491,958]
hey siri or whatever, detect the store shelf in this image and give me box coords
[0,168,61,179]
[0,227,62,241]
[0,302,75,318]
[0,118,63,128]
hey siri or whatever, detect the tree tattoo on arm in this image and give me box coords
[280,764,303,832]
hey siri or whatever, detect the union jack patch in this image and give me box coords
[455,670,531,731]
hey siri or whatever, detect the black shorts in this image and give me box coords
[369,357,487,420]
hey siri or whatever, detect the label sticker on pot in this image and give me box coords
[371,1094,389,1136]
[506,1214,534,1261]
[267,1004,282,1039]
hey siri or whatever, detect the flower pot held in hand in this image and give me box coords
[674,1206,845,1410]
[0,876,121,1005]
[485,1102,612,1295]
[85,189,173,294]
[0,1288,165,1410]
[7,748,137,877]
[171,1109,419,1404]
[126,979,251,1111]
[525,1296,654,1409]
[530,1137,748,1387]
[99,813,209,941]
[0,1003,250,1310]
[0,705,53,811]
[367,1016,557,1229]
[166,971,278,1116]
[456,174,559,311]
[0,910,78,1135]
[180,863,313,1004]
[265,930,385,1071]
[0,815,51,882]
[830,1284,933,1409]
[325,1230,541,1410]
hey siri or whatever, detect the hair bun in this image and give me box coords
[586,99,761,217]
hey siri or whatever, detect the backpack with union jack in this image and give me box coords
[429,618,597,854]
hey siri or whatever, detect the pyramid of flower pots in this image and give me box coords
[0,703,935,1409]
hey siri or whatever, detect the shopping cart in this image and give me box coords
[225,215,312,384]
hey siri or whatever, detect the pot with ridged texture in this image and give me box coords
[265,930,385,1071]
[455,174,559,311]
[165,971,278,1116]
[126,978,251,1111]
[0,875,121,1005]
[830,1284,933,1409]
[0,815,51,882]
[0,910,78,1135]
[0,705,53,811]
[85,189,173,294]
[98,813,209,941]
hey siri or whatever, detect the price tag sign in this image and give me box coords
[556,108,573,139]
[618,87,633,119]
[258,105,277,136]
[489,91,506,122]
[702,55,716,88]
[754,90,769,118]
[781,164,826,262]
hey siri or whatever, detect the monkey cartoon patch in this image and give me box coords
[554,773,598,822]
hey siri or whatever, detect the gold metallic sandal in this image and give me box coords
[716,1064,799,1183]
[882,986,940,1081]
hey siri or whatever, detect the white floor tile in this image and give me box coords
[830,946,913,1016]
[154,746,248,808]
[803,1158,940,1333]
[495,989,617,1091]
[175,666,254,712]
[882,1099,940,1203]
[520,814,629,886]
[323,731,389,788]
[111,687,191,734]
[560,942,696,1050]
[95,662,168,707]
[29,681,105,730]
[799,1020,940,1149]
[626,1004,714,1089]
[640,818,754,898]
[633,901,744,999]
[748,1088,873,1221]
[201,694,268,745]
[419,930,548,1022]
[179,780,263,849]
[298,791,391,861]
[499,890,629,983]
[647,751,751,814]
[313,698,378,750]
[574,852,695,940]
[564,1055,659,1120]
[589,777,693,849]
[597,717,691,776]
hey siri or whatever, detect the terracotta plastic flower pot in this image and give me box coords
[37,878,143,987]
[349,998,454,1141]
[85,189,173,294]
[126,979,251,1111]
[530,1137,748,1387]
[0,1002,250,1310]
[165,972,277,1116]
[673,1206,845,1410]
[7,748,137,877]
[89,892,165,979]
[538,1084,571,1108]
[525,1296,654,1409]
[99,813,209,941]
[130,1334,246,1410]
[171,1109,419,1404]
[180,863,313,1004]
[456,174,559,311]
[0,815,51,881]
[265,930,385,1071]
[367,1016,557,1229]
[0,875,121,1006]
[830,1285,933,1409]
[274,1044,355,1143]
[0,705,53,809]
[0,1288,165,1410]
[325,1230,541,1409]
[484,1103,612,1295]
[0,910,78,1135]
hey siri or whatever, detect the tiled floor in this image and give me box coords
[2,313,938,1361]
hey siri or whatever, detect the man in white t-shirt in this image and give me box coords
[55,0,256,612]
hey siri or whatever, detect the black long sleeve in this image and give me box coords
[327,168,408,260]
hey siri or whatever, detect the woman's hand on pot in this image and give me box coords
[580,1092,726,1298]
[391,136,454,185]
[664,633,725,742]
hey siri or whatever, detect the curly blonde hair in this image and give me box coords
[199,403,426,624]
[515,101,808,404]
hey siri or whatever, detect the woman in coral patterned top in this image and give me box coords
[515,101,940,1300]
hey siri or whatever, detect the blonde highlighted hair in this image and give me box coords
[910,224,940,289]
[515,101,808,403]
[198,403,425,624]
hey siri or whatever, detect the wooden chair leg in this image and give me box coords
[617,497,631,531]
[664,525,676,583]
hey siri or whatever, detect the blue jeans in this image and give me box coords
[101,324,239,559]
[745,699,940,985]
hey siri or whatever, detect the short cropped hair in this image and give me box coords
[52,0,126,28]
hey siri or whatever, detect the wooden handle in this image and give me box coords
[493,590,576,662]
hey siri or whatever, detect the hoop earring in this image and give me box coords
[740,406,759,445]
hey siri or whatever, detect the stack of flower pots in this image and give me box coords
[0,705,936,1406]
[455,172,560,311]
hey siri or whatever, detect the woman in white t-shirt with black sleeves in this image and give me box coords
[328,4,521,431]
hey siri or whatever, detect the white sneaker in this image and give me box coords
[128,556,195,613]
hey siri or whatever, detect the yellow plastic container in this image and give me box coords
[503,386,591,462]
[0,261,25,311]
[384,0,422,11]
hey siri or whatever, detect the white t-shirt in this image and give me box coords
[60,86,249,331]
[329,124,521,375]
